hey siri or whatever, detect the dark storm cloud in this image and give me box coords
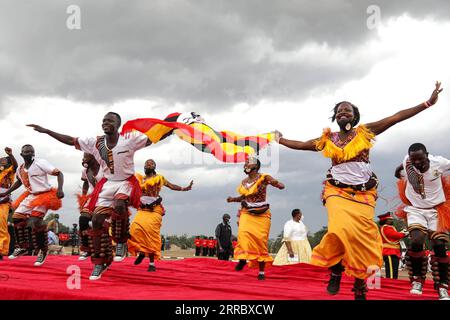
[1,0,449,111]
[2,0,450,237]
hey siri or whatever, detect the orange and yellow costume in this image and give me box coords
[0,166,15,256]
[233,174,273,268]
[128,174,166,260]
[311,125,383,279]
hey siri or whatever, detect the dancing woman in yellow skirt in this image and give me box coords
[227,157,285,280]
[0,147,18,260]
[275,82,443,299]
[128,159,193,272]
[273,209,312,265]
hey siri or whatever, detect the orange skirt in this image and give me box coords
[12,189,62,212]
[128,205,164,260]
[311,183,383,279]
[234,208,273,268]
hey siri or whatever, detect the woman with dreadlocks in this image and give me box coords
[275,81,443,300]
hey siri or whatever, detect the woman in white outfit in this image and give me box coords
[273,209,312,265]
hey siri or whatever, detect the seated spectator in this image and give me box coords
[48,230,63,255]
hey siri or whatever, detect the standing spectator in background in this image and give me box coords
[273,209,312,266]
[378,212,408,279]
[161,235,166,252]
[194,236,202,256]
[207,237,216,257]
[201,236,208,256]
[215,214,233,261]
[165,237,170,251]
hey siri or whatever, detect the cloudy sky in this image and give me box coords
[1,0,449,238]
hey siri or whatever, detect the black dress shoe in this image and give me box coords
[257,274,265,280]
[134,253,145,265]
[147,264,156,272]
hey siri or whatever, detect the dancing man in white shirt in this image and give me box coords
[28,112,151,280]
[395,143,450,300]
[0,145,64,266]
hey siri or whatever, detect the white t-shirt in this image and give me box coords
[331,161,373,185]
[16,158,58,194]
[402,154,450,208]
[76,133,148,181]
[81,167,105,192]
[283,219,308,241]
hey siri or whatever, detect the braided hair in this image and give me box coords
[331,101,361,127]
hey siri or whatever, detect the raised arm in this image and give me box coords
[275,131,318,151]
[164,179,193,191]
[266,175,285,190]
[365,81,443,136]
[5,147,18,171]
[27,124,75,146]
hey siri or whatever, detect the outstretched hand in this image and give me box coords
[274,130,283,143]
[184,180,194,191]
[26,124,48,133]
[428,81,443,106]
[4,147,12,156]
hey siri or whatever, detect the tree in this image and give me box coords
[268,233,283,253]
[308,226,328,248]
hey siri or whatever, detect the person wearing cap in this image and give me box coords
[378,212,408,279]
[215,214,233,260]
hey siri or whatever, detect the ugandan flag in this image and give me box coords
[121,112,275,163]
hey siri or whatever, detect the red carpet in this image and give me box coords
[0,256,440,300]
